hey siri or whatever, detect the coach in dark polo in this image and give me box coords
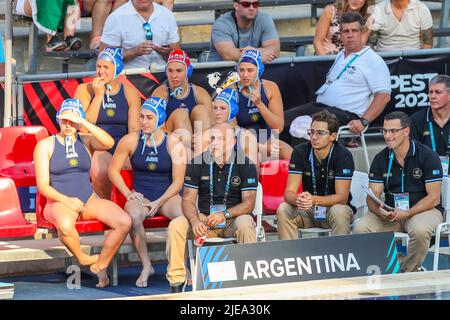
[410,74,450,176]
[355,111,443,272]
[166,122,258,293]
[277,110,355,239]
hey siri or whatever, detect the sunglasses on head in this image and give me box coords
[143,22,153,41]
[236,0,259,8]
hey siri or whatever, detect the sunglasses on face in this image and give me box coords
[143,22,153,41]
[237,1,259,8]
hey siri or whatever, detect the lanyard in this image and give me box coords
[326,53,360,83]
[309,144,334,196]
[210,154,235,207]
[428,120,436,152]
[386,151,405,194]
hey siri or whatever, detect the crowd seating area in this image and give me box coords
[4,0,450,73]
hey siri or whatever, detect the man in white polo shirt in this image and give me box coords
[100,0,180,71]
[281,12,391,146]
[365,0,433,51]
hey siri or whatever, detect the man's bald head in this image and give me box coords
[209,122,237,160]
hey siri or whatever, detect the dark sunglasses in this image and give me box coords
[236,1,259,8]
[143,22,153,41]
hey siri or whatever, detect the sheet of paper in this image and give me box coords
[361,185,394,212]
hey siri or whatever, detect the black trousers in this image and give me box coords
[280,102,359,146]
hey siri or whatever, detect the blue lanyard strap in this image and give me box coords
[210,154,235,207]
[387,151,405,194]
[428,120,436,152]
[326,53,360,82]
[309,144,334,196]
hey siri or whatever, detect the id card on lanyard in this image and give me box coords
[387,151,410,211]
[310,146,334,221]
[209,156,235,229]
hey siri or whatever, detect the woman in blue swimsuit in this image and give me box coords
[34,99,132,288]
[109,97,186,288]
[233,49,292,161]
[74,47,141,199]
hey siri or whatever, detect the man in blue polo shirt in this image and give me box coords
[410,74,450,176]
[355,111,443,272]
[277,110,355,239]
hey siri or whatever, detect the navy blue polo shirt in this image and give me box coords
[369,139,443,213]
[288,142,355,210]
[410,107,450,157]
[184,152,258,214]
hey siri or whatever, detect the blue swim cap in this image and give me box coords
[215,87,239,121]
[98,47,124,79]
[141,97,167,129]
[238,49,265,79]
[56,98,86,124]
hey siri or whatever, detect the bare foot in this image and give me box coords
[136,264,155,288]
[77,254,99,266]
[90,263,110,288]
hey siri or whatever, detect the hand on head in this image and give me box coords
[57,110,84,125]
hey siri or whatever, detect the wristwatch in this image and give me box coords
[224,210,232,219]
[360,117,369,127]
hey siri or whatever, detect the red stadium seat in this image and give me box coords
[36,192,109,233]
[0,126,49,187]
[111,169,170,229]
[0,177,37,238]
[259,160,302,215]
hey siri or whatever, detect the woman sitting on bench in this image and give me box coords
[74,47,141,200]
[109,97,186,288]
[34,98,132,288]
[194,87,258,165]
[232,49,292,161]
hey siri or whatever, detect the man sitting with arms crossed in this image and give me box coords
[354,111,443,272]
[410,75,450,176]
[277,110,355,239]
[166,122,258,293]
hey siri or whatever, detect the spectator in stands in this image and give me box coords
[231,49,292,161]
[109,97,185,288]
[207,0,280,63]
[80,0,128,50]
[281,12,391,147]
[313,0,374,55]
[277,110,355,238]
[33,99,132,287]
[0,33,4,76]
[74,48,141,200]
[410,75,450,176]
[364,0,433,51]
[166,122,258,293]
[152,50,213,152]
[100,0,180,70]
[194,87,259,164]
[15,0,82,52]
[354,111,443,272]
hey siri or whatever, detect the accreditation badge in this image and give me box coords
[210,204,226,229]
[394,193,410,211]
[440,156,449,176]
[314,205,327,221]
